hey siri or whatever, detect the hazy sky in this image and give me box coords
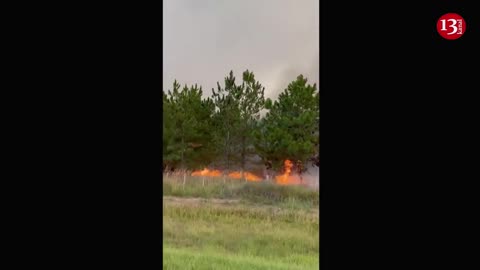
[163,0,319,100]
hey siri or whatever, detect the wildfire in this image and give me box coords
[190,159,302,185]
[275,159,302,185]
[191,168,222,177]
[228,171,262,182]
[191,168,261,182]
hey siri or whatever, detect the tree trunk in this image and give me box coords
[241,134,246,182]
[226,130,230,171]
[183,171,186,188]
[224,133,228,184]
[181,136,186,189]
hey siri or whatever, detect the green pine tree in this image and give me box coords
[164,81,215,185]
[237,70,265,180]
[254,75,319,172]
[163,82,180,172]
[211,71,242,180]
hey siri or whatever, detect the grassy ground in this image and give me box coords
[163,175,319,208]
[163,176,319,270]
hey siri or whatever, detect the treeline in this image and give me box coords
[163,70,319,174]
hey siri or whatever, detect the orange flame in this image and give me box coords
[191,168,262,182]
[191,168,222,177]
[245,172,262,181]
[275,160,302,185]
[228,171,262,182]
[228,171,242,179]
[191,160,303,185]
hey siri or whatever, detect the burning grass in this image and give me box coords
[163,197,319,270]
[188,159,313,185]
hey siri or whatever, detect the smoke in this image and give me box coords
[163,0,319,99]
[265,54,320,101]
[299,162,320,190]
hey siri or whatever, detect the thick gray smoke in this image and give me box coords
[163,0,319,99]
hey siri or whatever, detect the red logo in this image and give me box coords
[437,13,466,40]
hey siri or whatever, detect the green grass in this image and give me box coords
[164,246,317,270]
[163,175,319,209]
[163,177,319,269]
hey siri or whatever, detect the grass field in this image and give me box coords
[163,175,319,269]
[163,175,319,207]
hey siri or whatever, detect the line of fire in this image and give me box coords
[163,154,319,187]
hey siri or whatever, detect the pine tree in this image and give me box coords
[186,92,216,170]
[164,81,215,186]
[211,71,242,181]
[237,70,265,180]
[211,70,266,180]
[163,82,180,173]
[254,75,319,173]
